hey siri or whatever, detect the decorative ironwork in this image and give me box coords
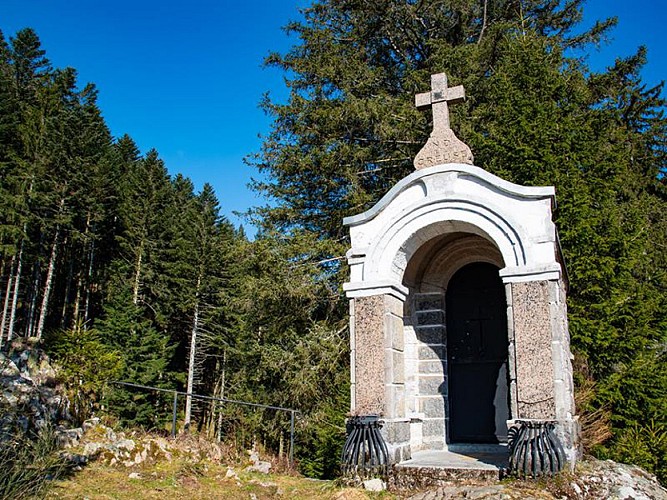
[508,419,566,478]
[341,415,389,478]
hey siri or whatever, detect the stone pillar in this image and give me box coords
[511,280,557,418]
[348,284,411,463]
[350,295,386,415]
[504,276,579,463]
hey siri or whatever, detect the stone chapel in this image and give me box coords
[343,73,579,472]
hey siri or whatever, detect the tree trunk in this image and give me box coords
[0,255,16,348]
[35,226,59,341]
[26,261,40,338]
[184,274,202,429]
[217,348,226,442]
[74,212,91,327]
[205,358,220,439]
[83,235,95,326]
[60,236,72,328]
[72,263,82,328]
[132,240,144,306]
[7,240,25,342]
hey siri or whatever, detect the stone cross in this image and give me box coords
[413,72,474,169]
[415,73,466,132]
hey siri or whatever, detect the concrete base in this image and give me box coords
[390,445,507,489]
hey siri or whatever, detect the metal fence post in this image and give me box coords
[171,391,178,437]
[289,410,295,466]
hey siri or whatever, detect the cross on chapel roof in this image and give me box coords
[413,72,474,169]
[415,73,466,132]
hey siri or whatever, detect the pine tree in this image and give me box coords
[96,285,174,427]
[96,148,177,425]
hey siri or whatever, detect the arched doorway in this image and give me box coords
[446,262,509,443]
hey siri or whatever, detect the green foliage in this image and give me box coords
[600,420,667,485]
[295,376,349,479]
[0,425,69,500]
[205,235,350,477]
[46,324,122,423]
[596,348,667,429]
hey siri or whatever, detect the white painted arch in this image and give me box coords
[344,163,562,297]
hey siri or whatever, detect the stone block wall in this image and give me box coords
[407,292,448,451]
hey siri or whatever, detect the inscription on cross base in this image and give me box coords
[415,73,465,132]
[413,72,474,169]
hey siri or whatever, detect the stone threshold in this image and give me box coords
[391,445,508,489]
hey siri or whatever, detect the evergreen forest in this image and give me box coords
[1,0,666,483]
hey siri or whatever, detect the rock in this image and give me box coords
[128,472,141,479]
[362,478,386,492]
[225,467,239,480]
[0,345,71,436]
[56,427,83,448]
[402,457,667,500]
[104,428,117,442]
[114,438,136,452]
[0,355,20,377]
[250,480,277,488]
[616,486,650,500]
[245,460,272,474]
[60,452,88,466]
[571,459,667,500]
[83,442,104,457]
[245,448,272,474]
[83,417,100,431]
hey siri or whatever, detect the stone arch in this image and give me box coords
[401,230,511,448]
[363,201,526,286]
[403,232,504,293]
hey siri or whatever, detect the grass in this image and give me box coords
[48,458,389,499]
[0,425,70,500]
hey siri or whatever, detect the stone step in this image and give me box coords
[391,446,508,489]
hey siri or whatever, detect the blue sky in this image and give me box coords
[2,1,665,232]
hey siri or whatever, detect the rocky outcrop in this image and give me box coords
[61,419,236,469]
[403,458,667,500]
[0,345,70,435]
[564,458,667,500]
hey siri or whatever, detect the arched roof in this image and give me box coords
[344,164,562,299]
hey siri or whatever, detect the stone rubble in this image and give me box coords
[566,459,667,500]
[61,421,184,468]
[1,345,70,435]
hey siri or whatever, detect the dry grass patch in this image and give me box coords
[48,459,390,499]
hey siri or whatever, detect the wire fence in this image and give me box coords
[111,381,299,465]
